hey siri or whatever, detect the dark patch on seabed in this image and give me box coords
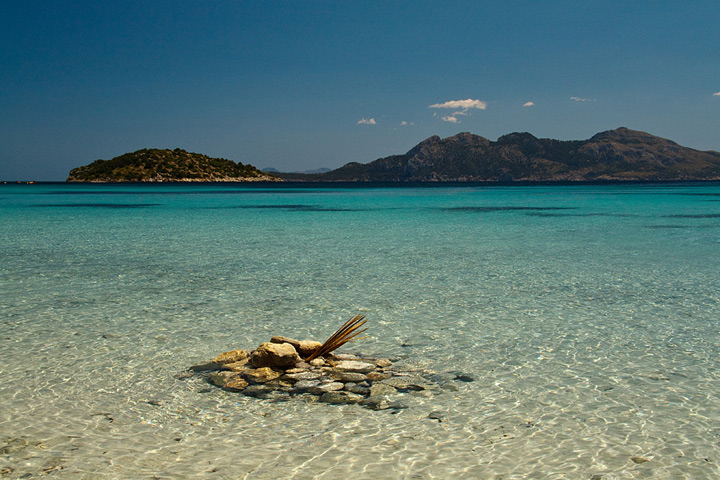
[442,206,576,213]
[32,203,160,208]
[645,224,718,229]
[662,213,720,218]
[214,204,362,212]
[526,212,622,217]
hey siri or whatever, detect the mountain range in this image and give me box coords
[277,127,720,182]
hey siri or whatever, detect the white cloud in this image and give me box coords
[429,99,487,110]
[400,121,414,126]
[441,115,459,123]
[357,118,376,125]
[523,101,535,107]
[570,96,595,102]
[714,92,720,96]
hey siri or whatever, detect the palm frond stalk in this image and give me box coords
[306,314,368,362]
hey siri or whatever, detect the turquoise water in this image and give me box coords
[1,182,720,479]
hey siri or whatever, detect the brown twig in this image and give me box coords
[306,314,368,361]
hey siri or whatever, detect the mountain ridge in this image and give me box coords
[278,127,720,182]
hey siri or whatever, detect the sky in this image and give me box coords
[1,1,719,180]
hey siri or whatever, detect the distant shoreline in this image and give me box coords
[4,179,720,188]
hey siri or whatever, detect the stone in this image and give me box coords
[366,371,391,381]
[360,395,390,410]
[297,340,323,357]
[381,375,429,391]
[310,382,345,394]
[334,360,376,373]
[293,380,321,391]
[309,358,325,367]
[370,383,397,396]
[330,371,367,382]
[243,385,274,397]
[212,349,249,365]
[283,371,322,382]
[284,367,308,374]
[208,371,238,387]
[270,336,301,349]
[189,361,221,372]
[242,367,283,384]
[344,383,370,395]
[631,456,650,464]
[294,361,312,369]
[251,342,301,368]
[320,391,364,404]
[373,358,393,368]
[224,378,249,392]
[224,359,251,372]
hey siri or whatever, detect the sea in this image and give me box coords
[1,182,719,479]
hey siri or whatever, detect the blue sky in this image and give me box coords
[2,1,719,180]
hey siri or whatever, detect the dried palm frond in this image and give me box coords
[306,314,368,362]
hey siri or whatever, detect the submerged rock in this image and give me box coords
[213,349,249,365]
[251,342,301,368]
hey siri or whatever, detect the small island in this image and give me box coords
[67,148,280,182]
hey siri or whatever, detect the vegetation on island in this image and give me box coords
[67,148,279,182]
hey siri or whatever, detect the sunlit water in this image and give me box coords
[1,182,719,479]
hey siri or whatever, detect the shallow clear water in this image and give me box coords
[1,182,720,479]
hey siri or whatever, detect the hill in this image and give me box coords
[67,148,279,182]
[277,127,720,182]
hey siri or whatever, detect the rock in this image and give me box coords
[189,361,221,372]
[309,358,325,367]
[283,371,322,382]
[334,360,376,373]
[243,385,274,397]
[440,382,459,391]
[370,384,397,396]
[373,358,393,368]
[208,371,238,387]
[242,367,283,383]
[333,353,359,360]
[344,383,370,395]
[381,375,429,391]
[427,411,446,421]
[284,367,308,374]
[294,361,312,369]
[330,371,367,382]
[320,391,364,405]
[366,371,391,381]
[212,349,249,365]
[389,399,411,410]
[251,342,301,368]
[310,382,345,394]
[242,367,283,384]
[224,359,251,372]
[297,340,323,357]
[360,395,390,410]
[224,377,249,392]
[293,380,321,391]
[270,336,301,349]
[631,456,650,464]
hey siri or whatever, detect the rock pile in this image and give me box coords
[186,335,473,410]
